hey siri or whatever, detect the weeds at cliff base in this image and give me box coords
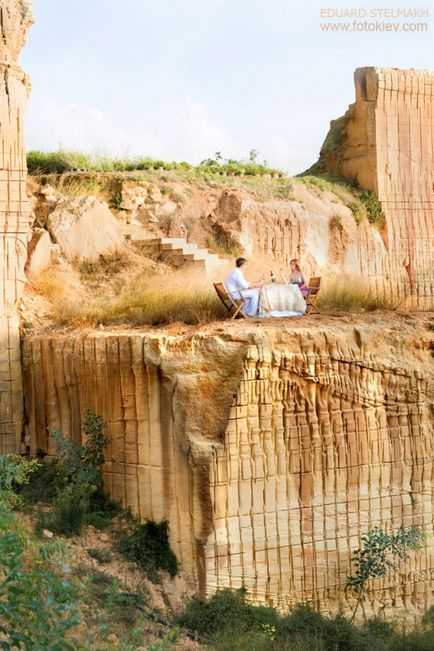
[177,588,434,651]
[116,519,179,581]
[21,413,120,536]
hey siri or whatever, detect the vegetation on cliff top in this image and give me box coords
[297,174,385,227]
[30,259,398,330]
[28,150,385,228]
[27,149,284,178]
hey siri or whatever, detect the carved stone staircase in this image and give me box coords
[136,236,223,275]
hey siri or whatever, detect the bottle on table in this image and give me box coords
[270,271,276,284]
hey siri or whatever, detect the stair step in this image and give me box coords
[159,237,188,246]
[131,235,223,275]
[183,253,215,261]
[163,243,199,253]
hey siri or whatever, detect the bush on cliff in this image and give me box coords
[116,519,179,581]
[0,455,81,649]
[26,413,119,536]
[177,588,434,650]
[297,174,385,227]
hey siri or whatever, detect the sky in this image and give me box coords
[21,0,433,175]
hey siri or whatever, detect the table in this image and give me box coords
[259,283,306,316]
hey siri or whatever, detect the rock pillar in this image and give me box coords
[0,0,34,453]
[310,67,434,309]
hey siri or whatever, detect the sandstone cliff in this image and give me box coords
[308,67,434,311]
[23,313,434,620]
[0,0,34,452]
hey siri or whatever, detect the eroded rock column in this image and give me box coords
[0,0,34,452]
[310,67,434,310]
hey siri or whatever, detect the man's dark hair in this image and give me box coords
[236,257,247,267]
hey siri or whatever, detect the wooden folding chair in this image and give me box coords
[213,282,247,319]
[305,277,321,315]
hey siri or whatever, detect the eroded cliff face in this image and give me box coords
[309,67,434,311]
[0,0,34,452]
[22,314,434,620]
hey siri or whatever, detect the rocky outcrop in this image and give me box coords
[0,0,34,453]
[309,67,434,310]
[22,314,434,620]
[26,227,53,277]
[47,196,124,261]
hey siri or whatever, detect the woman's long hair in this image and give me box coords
[290,259,302,273]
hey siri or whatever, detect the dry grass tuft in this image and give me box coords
[33,173,103,199]
[49,279,227,327]
[318,278,398,313]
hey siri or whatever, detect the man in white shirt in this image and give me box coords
[224,257,264,317]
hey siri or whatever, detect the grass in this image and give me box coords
[317,278,398,312]
[176,588,434,650]
[27,149,284,177]
[297,174,385,227]
[33,265,399,326]
[206,231,243,258]
[47,280,227,327]
[38,173,103,198]
[74,250,131,281]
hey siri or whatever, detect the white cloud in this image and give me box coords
[171,98,243,163]
[26,101,135,155]
[25,99,318,174]
[25,98,244,165]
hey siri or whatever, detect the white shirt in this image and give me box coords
[225,267,249,299]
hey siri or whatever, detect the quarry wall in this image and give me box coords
[23,314,434,619]
[0,0,34,453]
[310,67,434,310]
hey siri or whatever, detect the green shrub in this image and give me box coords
[15,458,60,504]
[117,519,178,580]
[28,413,118,537]
[0,454,40,509]
[176,588,434,651]
[358,190,385,227]
[27,149,93,174]
[297,174,385,228]
[0,456,80,649]
[0,526,80,649]
[346,525,423,622]
[177,588,279,641]
[39,481,91,537]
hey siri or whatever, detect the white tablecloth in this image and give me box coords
[260,283,306,316]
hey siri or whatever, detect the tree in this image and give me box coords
[346,525,423,622]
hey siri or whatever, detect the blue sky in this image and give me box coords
[21,0,433,174]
